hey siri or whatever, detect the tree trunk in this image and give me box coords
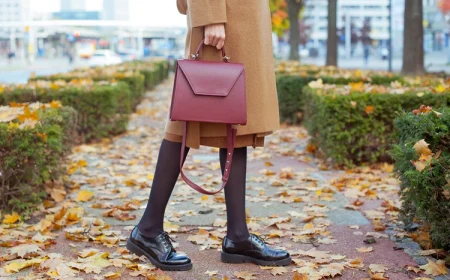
[402,0,424,75]
[287,0,303,60]
[326,0,338,66]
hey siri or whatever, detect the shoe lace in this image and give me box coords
[160,231,176,251]
[251,233,268,246]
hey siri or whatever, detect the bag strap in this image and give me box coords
[179,122,237,195]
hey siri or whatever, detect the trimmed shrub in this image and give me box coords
[275,71,403,123]
[391,107,450,249]
[0,103,77,214]
[0,81,132,143]
[303,82,450,167]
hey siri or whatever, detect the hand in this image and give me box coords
[204,23,226,50]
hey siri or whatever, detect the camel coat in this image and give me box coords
[165,0,280,149]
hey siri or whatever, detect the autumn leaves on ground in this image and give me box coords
[0,78,448,280]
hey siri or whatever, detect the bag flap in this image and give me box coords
[177,59,244,97]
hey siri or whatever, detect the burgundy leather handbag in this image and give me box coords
[169,40,247,195]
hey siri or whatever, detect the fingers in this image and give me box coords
[204,24,226,50]
[216,38,225,50]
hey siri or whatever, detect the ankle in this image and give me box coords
[226,231,250,243]
[137,224,162,239]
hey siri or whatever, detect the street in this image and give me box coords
[1,50,450,85]
[0,58,90,84]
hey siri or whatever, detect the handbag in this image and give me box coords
[169,39,247,195]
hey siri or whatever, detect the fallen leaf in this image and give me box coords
[365,105,375,114]
[10,244,42,258]
[3,213,20,224]
[75,190,94,202]
[205,270,218,276]
[419,259,447,276]
[356,247,373,253]
[271,266,288,276]
[293,271,309,280]
[369,264,388,273]
[234,271,258,280]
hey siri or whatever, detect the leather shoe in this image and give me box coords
[221,233,291,266]
[126,226,192,271]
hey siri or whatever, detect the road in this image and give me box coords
[0,58,90,84]
[1,51,449,84]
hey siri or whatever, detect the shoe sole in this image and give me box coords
[221,252,292,266]
[126,239,193,271]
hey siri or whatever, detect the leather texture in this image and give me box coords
[170,59,247,125]
[169,39,247,195]
[129,227,191,265]
[222,234,290,261]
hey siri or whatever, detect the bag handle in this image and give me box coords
[179,122,237,195]
[190,39,230,63]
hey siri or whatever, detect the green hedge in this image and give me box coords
[303,86,450,167]
[0,104,77,214]
[0,82,132,143]
[276,75,403,123]
[31,72,144,111]
[391,108,450,249]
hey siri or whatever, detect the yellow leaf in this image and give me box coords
[147,173,154,180]
[104,272,121,279]
[413,139,432,156]
[50,100,62,108]
[435,84,446,93]
[36,132,47,142]
[75,190,94,202]
[5,258,44,273]
[349,82,364,92]
[8,122,19,130]
[3,212,20,224]
[419,259,448,276]
[201,195,209,201]
[411,160,427,172]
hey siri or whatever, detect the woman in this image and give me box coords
[126,0,291,271]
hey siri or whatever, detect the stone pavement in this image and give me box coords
[2,76,446,280]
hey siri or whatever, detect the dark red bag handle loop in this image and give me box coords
[191,39,229,62]
[179,123,237,195]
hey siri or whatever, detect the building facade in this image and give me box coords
[102,0,130,21]
[0,0,31,38]
[304,0,392,43]
[60,0,87,11]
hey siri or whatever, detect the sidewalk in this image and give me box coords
[0,77,447,280]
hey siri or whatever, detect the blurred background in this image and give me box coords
[0,0,449,83]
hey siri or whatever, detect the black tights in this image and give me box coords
[138,139,250,242]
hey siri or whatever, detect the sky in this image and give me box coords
[30,0,187,27]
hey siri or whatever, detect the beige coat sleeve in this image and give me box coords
[176,0,187,15]
[187,0,227,28]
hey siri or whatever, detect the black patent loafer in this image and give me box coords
[126,226,192,271]
[221,233,291,266]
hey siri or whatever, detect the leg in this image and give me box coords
[138,139,189,238]
[220,147,250,242]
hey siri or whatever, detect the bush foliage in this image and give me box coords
[1,80,132,143]
[391,107,450,249]
[275,63,403,123]
[0,59,170,214]
[303,82,450,167]
[0,103,77,214]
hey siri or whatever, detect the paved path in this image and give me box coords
[1,77,447,280]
